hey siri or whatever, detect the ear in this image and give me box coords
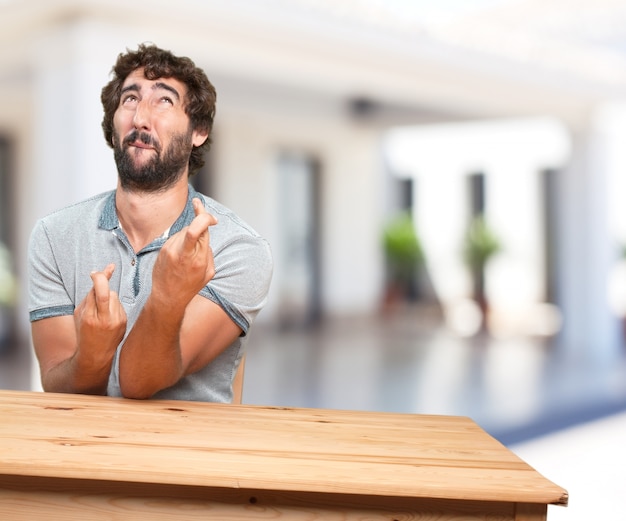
[192,128,209,147]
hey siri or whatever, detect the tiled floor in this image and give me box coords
[3,304,626,445]
[243,306,626,445]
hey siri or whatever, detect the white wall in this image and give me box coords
[3,4,625,356]
[4,15,390,333]
[385,118,572,336]
[215,92,386,318]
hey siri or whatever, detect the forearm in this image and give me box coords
[118,294,187,399]
[33,315,117,396]
[41,350,113,396]
[118,204,216,399]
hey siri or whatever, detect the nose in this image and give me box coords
[132,99,151,130]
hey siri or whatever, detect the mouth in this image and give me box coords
[129,141,155,150]
[123,131,160,153]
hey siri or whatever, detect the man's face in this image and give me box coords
[112,68,208,192]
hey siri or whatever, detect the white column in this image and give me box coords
[556,112,622,362]
[30,20,119,220]
[27,20,122,390]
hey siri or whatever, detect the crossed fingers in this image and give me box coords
[90,263,117,317]
[183,198,217,250]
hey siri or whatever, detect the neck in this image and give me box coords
[115,178,189,252]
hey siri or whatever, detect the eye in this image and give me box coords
[160,96,174,105]
[121,94,138,105]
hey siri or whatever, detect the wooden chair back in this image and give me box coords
[231,354,246,404]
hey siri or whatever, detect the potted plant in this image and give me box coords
[0,242,16,349]
[382,212,424,308]
[462,215,501,321]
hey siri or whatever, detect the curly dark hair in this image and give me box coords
[101,43,217,176]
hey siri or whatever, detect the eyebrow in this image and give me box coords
[120,81,181,101]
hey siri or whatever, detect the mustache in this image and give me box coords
[122,130,161,152]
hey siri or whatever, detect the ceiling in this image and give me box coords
[3,0,626,89]
[295,0,626,89]
[2,0,626,126]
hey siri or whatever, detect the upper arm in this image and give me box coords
[176,229,272,376]
[179,294,243,376]
[29,219,78,378]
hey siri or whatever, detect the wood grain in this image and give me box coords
[0,390,567,520]
[0,476,534,521]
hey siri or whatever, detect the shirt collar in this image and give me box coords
[98,184,201,234]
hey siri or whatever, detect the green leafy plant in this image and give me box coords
[0,242,16,308]
[383,212,423,289]
[462,215,501,315]
[463,215,501,272]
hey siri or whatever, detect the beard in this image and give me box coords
[114,128,193,193]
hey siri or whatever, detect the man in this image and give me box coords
[28,44,273,402]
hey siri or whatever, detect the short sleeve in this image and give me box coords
[28,219,74,321]
[201,233,273,335]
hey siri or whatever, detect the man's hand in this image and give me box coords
[31,264,127,395]
[152,198,218,307]
[74,263,128,371]
[117,199,221,398]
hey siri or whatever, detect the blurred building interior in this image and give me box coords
[1,4,626,513]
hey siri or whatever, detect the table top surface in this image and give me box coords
[0,390,567,505]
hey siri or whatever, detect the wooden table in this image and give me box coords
[0,389,567,520]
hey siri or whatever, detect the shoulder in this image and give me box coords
[195,193,273,277]
[198,195,259,236]
[197,194,269,250]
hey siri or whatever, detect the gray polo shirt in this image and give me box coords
[28,185,273,402]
